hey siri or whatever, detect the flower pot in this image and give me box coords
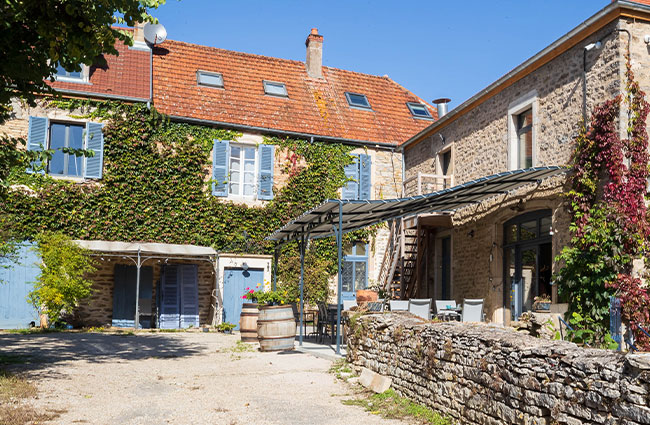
[356,290,378,304]
[240,303,259,342]
[257,305,296,352]
[533,302,551,312]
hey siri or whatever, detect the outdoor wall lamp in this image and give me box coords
[468,229,474,238]
[644,35,650,44]
[242,262,249,271]
[584,41,602,51]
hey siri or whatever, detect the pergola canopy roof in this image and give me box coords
[267,167,566,243]
[74,240,217,257]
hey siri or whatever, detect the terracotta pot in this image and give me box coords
[356,290,378,303]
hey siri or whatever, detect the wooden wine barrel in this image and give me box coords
[240,303,259,342]
[257,305,296,351]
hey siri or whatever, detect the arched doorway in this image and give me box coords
[503,210,553,322]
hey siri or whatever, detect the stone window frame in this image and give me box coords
[435,142,454,189]
[507,90,538,171]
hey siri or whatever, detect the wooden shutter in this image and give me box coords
[359,153,372,200]
[212,139,229,196]
[180,265,199,328]
[159,265,180,329]
[257,144,275,200]
[84,122,104,179]
[342,154,360,199]
[26,116,48,174]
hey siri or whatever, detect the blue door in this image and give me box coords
[341,242,368,302]
[0,243,40,329]
[112,265,153,328]
[159,264,198,329]
[223,268,264,330]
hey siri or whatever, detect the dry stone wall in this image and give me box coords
[347,313,650,425]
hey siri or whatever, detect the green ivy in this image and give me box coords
[1,99,376,303]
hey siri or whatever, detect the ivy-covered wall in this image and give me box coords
[0,99,383,304]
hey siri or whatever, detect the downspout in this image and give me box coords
[148,46,153,109]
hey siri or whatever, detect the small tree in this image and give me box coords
[30,232,96,325]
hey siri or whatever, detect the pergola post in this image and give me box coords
[134,247,141,330]
[336,201,343,355]
[298,235,306,346]
[272,245,279,291]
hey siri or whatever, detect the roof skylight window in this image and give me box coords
[263,80,288,97]
[407,102,433,119]
[197,71,224,88]
[345,92,371,110]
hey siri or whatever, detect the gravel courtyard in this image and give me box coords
[0,331,405,425]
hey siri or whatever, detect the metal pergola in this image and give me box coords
[266,167,567,354]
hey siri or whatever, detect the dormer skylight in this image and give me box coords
[197,70,224,88]
[263,80,288,97]
[407,102,433,119]
[345,92,371,110]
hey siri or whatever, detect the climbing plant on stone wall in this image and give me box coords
[0,100,374,303]
[557,57,650,350]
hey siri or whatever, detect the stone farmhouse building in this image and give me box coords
[0,27,435,329]
[391,0,650,325]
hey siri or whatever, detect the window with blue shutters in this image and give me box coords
[342,153,372,200]
[212,140,275,201]
[26,116,104,179]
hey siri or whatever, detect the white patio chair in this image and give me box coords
[435,299,460,321]
[389,300,409,311]
[461,298,485,322]
[408,298,432,320]
[343,300,358,311]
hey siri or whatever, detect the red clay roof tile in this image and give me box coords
[153,39,436,145]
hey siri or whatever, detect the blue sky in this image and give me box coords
[151,0,608,109]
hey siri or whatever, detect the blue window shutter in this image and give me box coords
[212,139,229,196]
[180,265,199,328]
[359,154,372,200]
[84,122,104,179]
[159,265,180,329]
[342,154,360,200]
[258,144,275,200]
[26,116,48,174]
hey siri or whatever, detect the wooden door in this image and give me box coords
[0,243,40,329]
[223,268,264,330]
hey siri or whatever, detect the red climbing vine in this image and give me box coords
[558,56,650,350]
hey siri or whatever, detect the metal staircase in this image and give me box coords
[378,219,419,299]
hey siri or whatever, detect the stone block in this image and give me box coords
[359,367,392,394]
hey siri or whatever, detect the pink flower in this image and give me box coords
[249,289,254,293]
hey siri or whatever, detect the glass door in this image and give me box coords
[503,210,552,322]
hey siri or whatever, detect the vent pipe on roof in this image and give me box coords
[433,98,451,118]
[305,28,324,79]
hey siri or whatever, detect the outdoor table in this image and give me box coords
[438,307,461,321]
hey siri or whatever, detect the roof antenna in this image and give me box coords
[144,23,167,109]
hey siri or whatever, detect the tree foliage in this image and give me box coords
[0,0,165,123]
[30,232,97,324]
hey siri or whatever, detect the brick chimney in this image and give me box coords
[134,22,146,44]
[305,28,323,79]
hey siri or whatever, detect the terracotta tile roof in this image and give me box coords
[153,39,436,145]
[49,30,150,101]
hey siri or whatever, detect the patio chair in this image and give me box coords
[435,299,460,321]
[408,298,432,320]
[316,303,333,343]
[367,301,383,312]
[343,300,358,311]
[389,300,409,311]
[461,298,485,322]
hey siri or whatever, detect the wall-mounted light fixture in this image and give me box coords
[242,262,249,271]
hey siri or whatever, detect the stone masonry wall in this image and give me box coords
[347,313,650,425]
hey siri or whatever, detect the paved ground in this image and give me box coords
[0,331,404,425]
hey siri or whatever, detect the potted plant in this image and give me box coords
[240,284,263,342]
[216,322,236,334]
[254,288,298,352]
[533,294,551,312]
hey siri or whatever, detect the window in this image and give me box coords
[508,91,537,170]
[345,92,371,109]
[49,123,84,177]
[407,102,432,119]
[263,81,288,97]
[54,64,87,83]
[342,242,368,298]
[342,153,372,200]
[228,145,257,197]
[26,116,104,179]
[212,140,275,201]
[197,71,224,88]
[516,109,533,169]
